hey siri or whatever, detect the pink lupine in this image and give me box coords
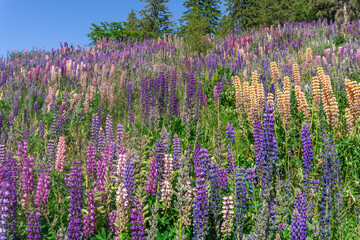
[55,136,66,172]
[221,196,234,238]
[161,180,173,211]
[146,156,157,196]
[117,153,127,184]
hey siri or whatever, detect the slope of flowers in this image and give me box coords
[0,19,360,239]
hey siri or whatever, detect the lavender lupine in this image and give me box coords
[0,71,6,87]
[83,190,96,239]
[0,182,10,239]
[67,161,83,240]
[130,200,145,240]
[193,169,209,240]
[172,134,181,169]
[33,102,38,112]
[27,213,41,240]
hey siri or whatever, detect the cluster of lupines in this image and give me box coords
[0,19,358,239]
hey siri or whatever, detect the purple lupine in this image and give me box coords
[0,181,11,238]
[0,71,6,87]
[218,168,228,190]
[146,157,157,196]
[142,77,150,123]
[24,127,29,140]
[194,81,203,122]
[24,108,29,125]
[225,122,235,144]
[300,123,313,210]
[51,113,58,139]
[235,168,247,239]
[18,140,35,207]
[290,209,305,240]
[169,70,179,119]
[154,139,165,182]
[95,156,106,198]
[253,119,263,171]
[123,157,135,201]
[33,102,39,112]
[319,130,343,239]
[86,142,96,180]
[8,112,14,127]
[199,148,210,176]
[172,134,181,169]
[67,161,83,240]
[209,163,221,236]
[293,188,307,239]
[38,120,45,138]
[34,165,50,210]
[56,113,64,137]
[193,169,209,239]
[83,189,96,239]
[90,114,97,144]
[105,115,115,144]
[130,199,146,240]
[214,82,223,101]
[13,101,19,117]
[260,103,278,202]
[27,213,41,239]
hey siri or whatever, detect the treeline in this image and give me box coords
[87,0,360,47]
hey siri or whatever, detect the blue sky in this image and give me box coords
[0,0,225,58]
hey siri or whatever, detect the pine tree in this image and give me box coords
[201,0,221,34]
[139,0,174,35]
[125,9,139,32]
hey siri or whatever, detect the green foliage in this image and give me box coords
[334,35,347,47]
[86,21,153,45]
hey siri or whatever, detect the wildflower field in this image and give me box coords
[1,19,360,239]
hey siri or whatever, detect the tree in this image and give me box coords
[139,0,174,35]
[178,0,211,53]
[124,9,140,32]
[201,0,222,34]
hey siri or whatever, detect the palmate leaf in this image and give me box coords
[91,228,111,240]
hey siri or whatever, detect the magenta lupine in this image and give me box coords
[130,199,145,240]
[34,165,50,210]
[55,136,66,172]
[109,210,118,238]
[146,156,157,196]
[67,161,83,240]
[83,189,96,239]
[18,140,35,207]
[86,142,96,180]
[27,213,41,240]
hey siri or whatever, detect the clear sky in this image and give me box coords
[0,0,225,58]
